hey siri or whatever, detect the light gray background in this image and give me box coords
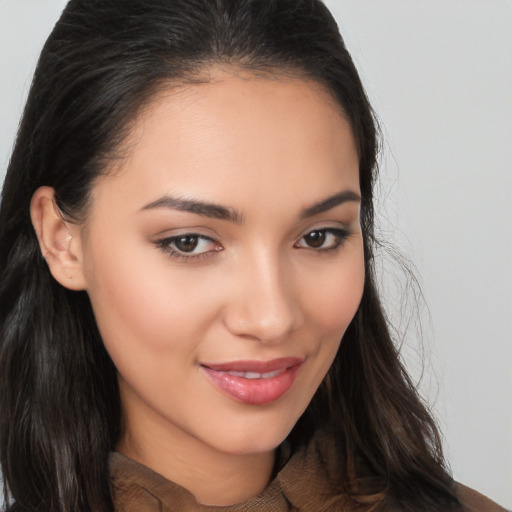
[1,0,511,507]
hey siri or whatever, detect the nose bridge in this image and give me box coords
[224,246,302,343]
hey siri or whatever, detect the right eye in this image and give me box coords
[155,234,222,261]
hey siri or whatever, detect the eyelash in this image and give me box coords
[154,234,221,262]
[154,228,351,262]
[294,228,350,254]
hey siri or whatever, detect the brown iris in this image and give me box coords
[174,235,199,252]
[303,230,326,248]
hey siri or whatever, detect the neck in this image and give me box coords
[118,404,275,506]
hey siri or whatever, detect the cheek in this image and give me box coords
[82,238,220,369]
[304,245,365,338]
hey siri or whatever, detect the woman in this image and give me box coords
[0,1,506,511]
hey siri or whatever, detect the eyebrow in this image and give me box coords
[300,190,361,219]
[140,189,360,223]
[140,196,243,223]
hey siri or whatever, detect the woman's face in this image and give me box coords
[78,73,364,457]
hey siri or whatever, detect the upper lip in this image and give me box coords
[201,356,304,373]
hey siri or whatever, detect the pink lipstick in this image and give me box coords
[200,357,303,405]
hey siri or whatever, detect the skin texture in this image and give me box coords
[31,73,364,505]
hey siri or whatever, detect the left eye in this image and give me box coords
[156,234,220,258]
[295,228,349,251]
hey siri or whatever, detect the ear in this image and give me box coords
[30,186,87,291]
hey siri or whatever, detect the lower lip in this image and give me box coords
[200,364,302,405]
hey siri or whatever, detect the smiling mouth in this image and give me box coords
[199,357,303,405]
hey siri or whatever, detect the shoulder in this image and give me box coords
[456,483,509,512]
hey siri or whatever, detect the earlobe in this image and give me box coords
[30,186,87,291]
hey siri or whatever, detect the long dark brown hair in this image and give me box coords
[0,1,461,510]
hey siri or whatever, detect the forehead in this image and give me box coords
[90,73,359,217]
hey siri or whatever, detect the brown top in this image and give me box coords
[109,434,507,512]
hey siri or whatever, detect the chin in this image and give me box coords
[205,418,295,457]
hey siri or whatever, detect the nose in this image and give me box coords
[222,251,304,344]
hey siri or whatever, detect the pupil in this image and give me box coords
[175,235,198,252]
[305,230,325,248]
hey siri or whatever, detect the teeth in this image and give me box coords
[227,371,246,377]
[226,369,284,379]
[262,369,283,378]
[245,372,262,379]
